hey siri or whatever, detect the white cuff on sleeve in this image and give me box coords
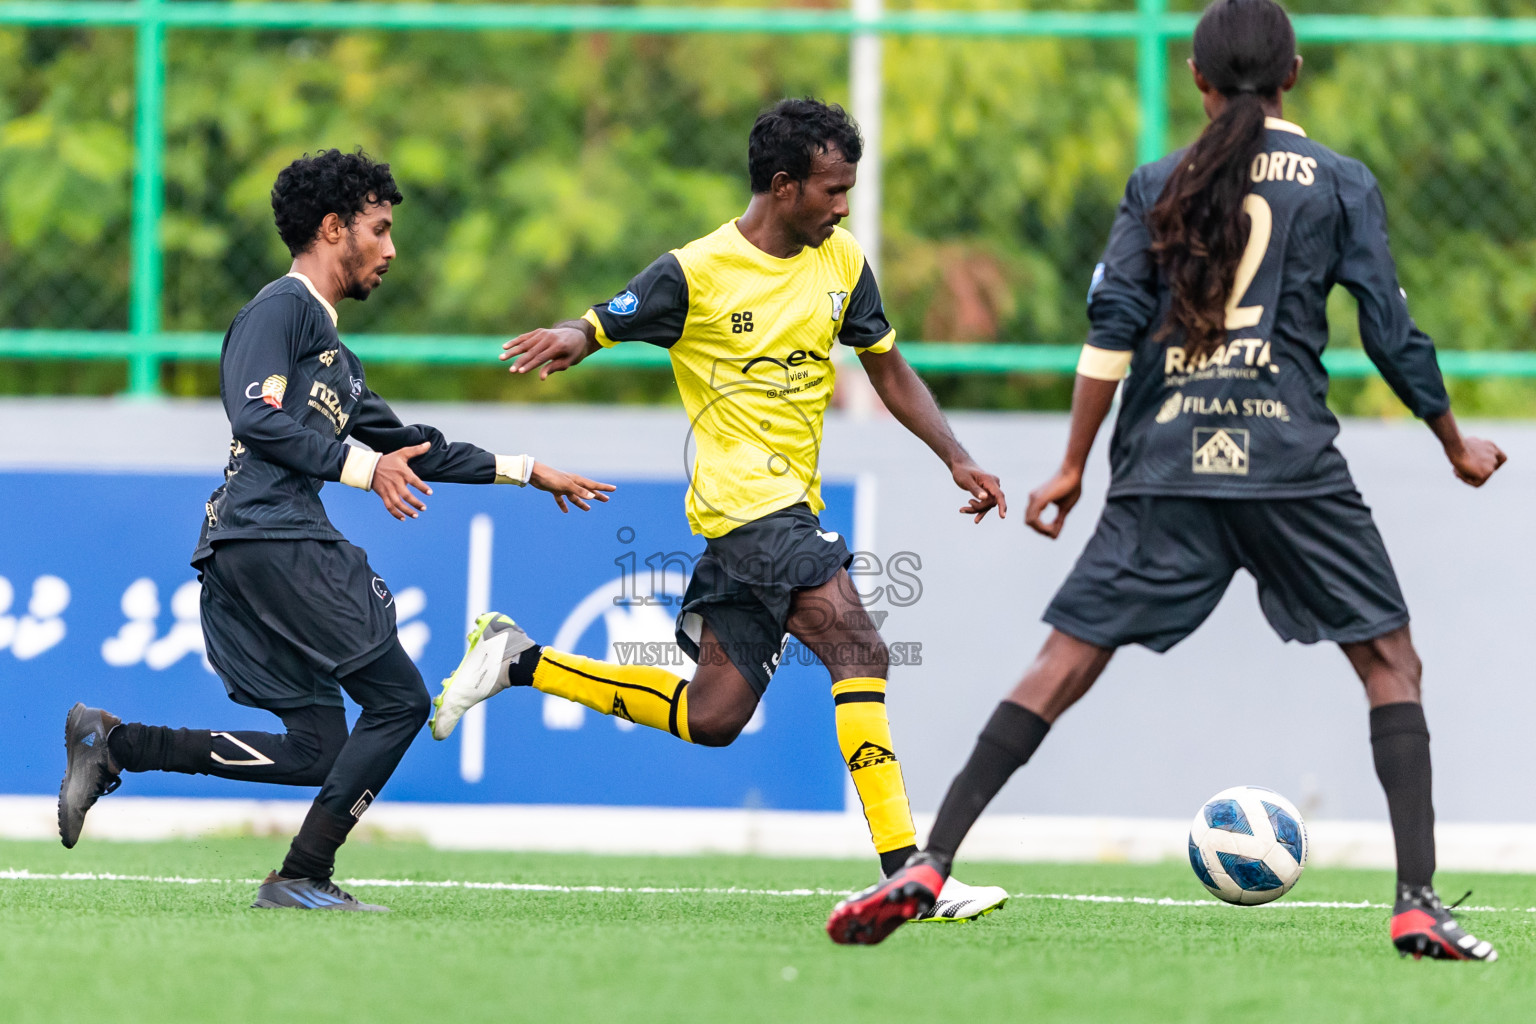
[495,454,535,486]
[1076,344,1133,382]
[341,447,382,490]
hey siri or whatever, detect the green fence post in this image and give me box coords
[1136,0,1169,166]
[128,0,166,397]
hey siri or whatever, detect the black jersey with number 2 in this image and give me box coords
[1087,118,1450,499]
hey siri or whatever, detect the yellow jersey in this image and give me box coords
[585,220,895,538]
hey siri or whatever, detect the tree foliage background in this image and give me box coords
[3,0,1536,413]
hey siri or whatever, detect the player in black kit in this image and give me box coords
[57,149,612,911]
[828,0,1507,958]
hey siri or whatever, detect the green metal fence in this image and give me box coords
[5,1,1536,397]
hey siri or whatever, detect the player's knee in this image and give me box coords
[687,705,750,747]
[367,681,432,729]
[401,684,432,729]
[689,723,742,748]
[822,636,888,680]
[347,641,431,727]
[1386,651,1423,704]
[1353,630,1422,704]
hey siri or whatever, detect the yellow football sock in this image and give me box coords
[832,677,917,854]
[532,649,692,742]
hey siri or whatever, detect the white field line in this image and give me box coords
[0,869,846,897]
[1024,893,1395,910]
[0,869,1523,913]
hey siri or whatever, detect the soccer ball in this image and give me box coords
[1188,786,1308,905]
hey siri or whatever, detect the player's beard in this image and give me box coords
[341,232,375,301]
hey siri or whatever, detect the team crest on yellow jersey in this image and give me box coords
[828,291,849,321]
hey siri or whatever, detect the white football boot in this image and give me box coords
[429,612,536,740]
[911,875,1010,923]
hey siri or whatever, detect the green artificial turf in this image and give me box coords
[0,837,1529,1023]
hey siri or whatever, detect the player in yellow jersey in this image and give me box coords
[431,99,1010,920]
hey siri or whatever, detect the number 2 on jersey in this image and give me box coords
[1225,193,1273,330]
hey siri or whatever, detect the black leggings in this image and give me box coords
[109,638,430,820]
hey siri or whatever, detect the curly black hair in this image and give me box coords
[271,148,404,256]
[747,98,863,194]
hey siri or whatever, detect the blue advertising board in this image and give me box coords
[1,471,854,811]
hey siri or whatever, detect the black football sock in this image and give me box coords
[925,701,1052,875]
[105,706,348,786]
[1370,701,1436,890]
[279,802,356,881]
[880,845,919,878]
[107,723,209,775]
[504,644,544,688]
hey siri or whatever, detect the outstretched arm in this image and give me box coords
[1025,372,1118,539]
[349,389,498,484]
[857,346,1006,523]
[501,318,600,380]
[350,385,614,518]
[503,253,689,380]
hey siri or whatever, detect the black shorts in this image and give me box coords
[1044,492,1410,653]
[197,539,399,709]
[675,503,852,696]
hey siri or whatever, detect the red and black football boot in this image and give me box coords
[1391,885,1498,961]
[826,852,946,946]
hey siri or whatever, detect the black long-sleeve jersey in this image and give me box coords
[192,274,498,564]
[1086,117,1450,499]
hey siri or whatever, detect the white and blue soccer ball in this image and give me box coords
[1188,786,1308,905]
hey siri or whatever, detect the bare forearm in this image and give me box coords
[1425,408,1465,458]
[892,389,968,466]
[862,350,969,466]
[1060,374,1119,474]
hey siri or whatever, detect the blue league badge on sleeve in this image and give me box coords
[1087,262,1106,305]
[608,290,639,315]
